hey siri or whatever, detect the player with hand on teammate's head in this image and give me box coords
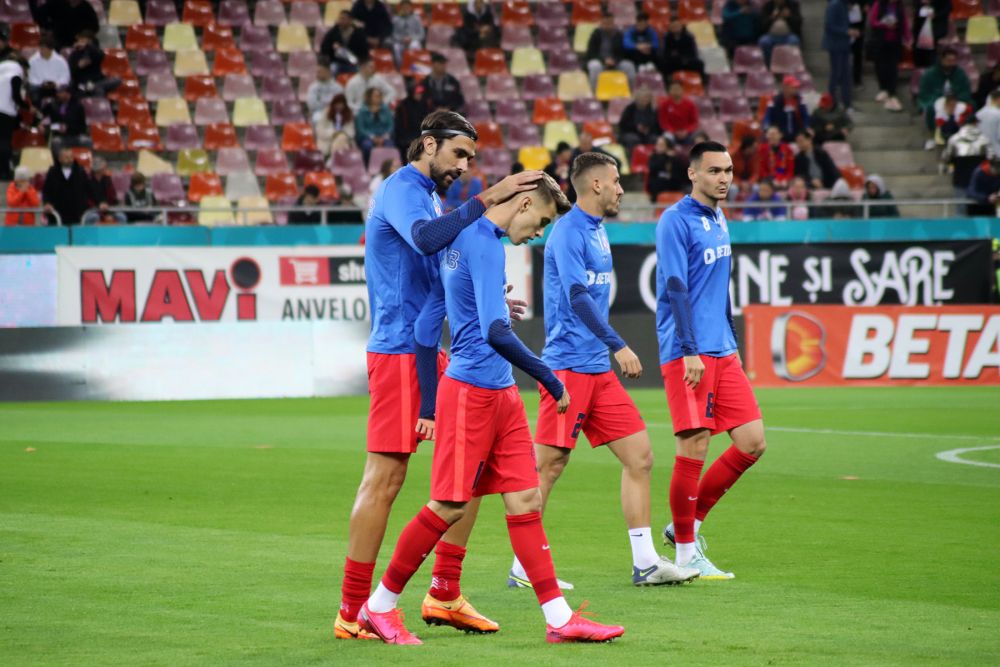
[656,141,768,580]
[360,173,625,645]
[506,152,699,591]
[336,110,546,640]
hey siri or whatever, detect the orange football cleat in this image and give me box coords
[334,612,377,640]
[421,594,500,634]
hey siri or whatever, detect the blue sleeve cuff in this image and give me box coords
[486,319,564,399]
[666,276,698,356]
[569,283,626,352]
[414,343,440,419]
[411,196,487,255]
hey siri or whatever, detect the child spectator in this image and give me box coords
[756,125,796,187]
[5,166,41,225]
[744,179,786,220]
[123,172,158,223]
[785,176,812,220]
[315,94,355,156]
[934,92,972,146]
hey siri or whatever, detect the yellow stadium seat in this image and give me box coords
[687,21,719,48]
[137,149,174,177]
[173,49,209,77]
[18,147,53,173]
[176,148,212,176]
[965,16,999,45]
[573,22,597,53]
[276,23,312,53]
[155,97,192,126]
[518,145,552,170]
[542,120,579,151]
[108,0,142,26]
[236,195,273,225]
[323,0,353,26]
[510,47,546,77]
[198,195,235,226]
[557,70,592,101]
[163,22,198,52]
[601,143,631,176]
[232,97,269,126]
[595,71,631,101]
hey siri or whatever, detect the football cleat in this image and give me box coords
[686,553,735,580]
[662,522,676,547]
[632,556,700,586]
[421,594,499,634]
[334,612,378,640]
[507,570,575,590]
[358,603,423,645]
[545,603,625,643]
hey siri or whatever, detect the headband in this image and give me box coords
[420,128,475,139]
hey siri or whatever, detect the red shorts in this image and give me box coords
[535,370,646,449]
[430,376,540,502]
[661,353,761,436]
[366,350,447,454]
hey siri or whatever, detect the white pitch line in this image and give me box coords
[935,446,1000,469]
[647,422,1000,443]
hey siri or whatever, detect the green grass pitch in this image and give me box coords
[2,387,999,666]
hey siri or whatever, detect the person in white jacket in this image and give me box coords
[28,37,70,105]
[344,58,396,114]
[976,89,1000,159]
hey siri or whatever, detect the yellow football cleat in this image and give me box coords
[421,594,500,634]
[334,612,378,640]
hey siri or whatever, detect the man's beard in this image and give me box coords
[430,161,460,195]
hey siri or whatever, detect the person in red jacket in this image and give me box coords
[755,125,795,187]
[5,166,40,225]
[657,80,700,144]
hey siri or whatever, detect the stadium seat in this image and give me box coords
[202,22,236,51]
[163,22,197,51]
[547,49,581,75]
[241,24,275,52]
[601,142,629,174]
[328,148,365,177]
[951,0,984,19]
[193,97,229,125]
[573,23,597,53]
[176,148,212,176]
[17,147,53,174]
[708,72,741,99]
[457,73,483,102]
[250,51,286,78]
[281,122,317,151]
[222,74,256,101]
[427,24,457,48]
[264,172,299,201]
[494,98,529,125]
[636,70,666,97]
[965,16,999,43]
[507,122,542,149]
[370,48,396,74]
[174,49,209,77]
[233,97,269,126]
[606,97,631,125]
[537,25,571,53]
[11,126,46,151]
[303,171,339,201]
[91,122,126,151]
[655,191,685,215]
[198,195,235,225]
[72,147,94,171]
[729,119,761,148]
[254,0,285,26]
[510,47,546,77]
[135,49,170,76]
[744,70,777,98]
[183,75,219,102]
[155,97,192,126]
[139,151,176,177]
[244,125,279,151]
[101,49,134,78]
[108,77,143,103]
[9,23,38,50]
[478,148,513,179]
[291,149,326,175]
[108,0,142,25]
[839,165,865,190]
[673,70,705,97]
[570,97,605,123]
[679,0,709,22]
[255,148,290,176]
[987,42,1000,68]
[630,143,654,175]
[235,196,273,225]
[521,74,555,100]
[287,50,319,79]
[543,120,579,151]
[430,2,463,27]
[644,3,672,31]
[82,98,115,125]
[401,49,432,77]
[182,0,214,26]
[501,1,533,26]
[686,20,719,48]
[557,70,592,101]
[718,96,752,123]
[595,71,631,101]
[583,120,615,145]
[97,24,122,50]
[532,97,568,123]
[824,141,855,169]
[571,0,603,25]
[518,146,552,170]
[277,23,311,52]
[473,49,509,77]
[536,1,570,29]
[485,75,519,102]
[218,0,250,26]
[127,122,163,151]
[502,25,535,51]
[367,146,400,176]
[383,73,408,101]
[145,0,179,25]
[733,46,767,74]
[701,46,731,75]
[289,2,323,27]
[216,147,251,175]
[473,122,504,149]
[271,99,306,124]
[260,76,296,102]
[695,95,717,120]
[165,123,200,150]
[204,122,238,149]
[125,24,160,51]
[187,172,223,202]
[770,45,805,74]
[225,171,261,200]
[150,173,187,207]
[463,99,493,124]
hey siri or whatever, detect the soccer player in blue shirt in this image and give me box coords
[506,152,698,589]
[656,141,768,579]
[336,110,544,639]
[360,174,625,645]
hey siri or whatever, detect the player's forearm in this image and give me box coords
[666,276,698,356]
[414,342,440,419]
[569,284,626,352]
[410,197,487,255]
[485,319,564,400]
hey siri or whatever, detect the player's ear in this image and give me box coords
[422,135,437,157]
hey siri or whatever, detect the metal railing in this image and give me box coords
[0,204,361,226]
[617,197,983,221]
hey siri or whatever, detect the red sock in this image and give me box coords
[339,557,376,623]
[382,506,451,594]
[506,512,561,605]
[670,456,705,543]
[428,541,465,601]
[696,445,758,521]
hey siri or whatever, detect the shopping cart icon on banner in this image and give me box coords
[287,259,321,285]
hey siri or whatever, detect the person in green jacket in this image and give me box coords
[918,48,973,141]
[355,86,395,167]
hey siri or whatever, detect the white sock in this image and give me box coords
[628,527,659,569]
[541,596,573,628]
[511,556,527,580]
[676,541,697,566]
[694,519,703,536]
[366,583,399,614]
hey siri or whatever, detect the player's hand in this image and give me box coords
[614,345,643,379]
[555,388,571,414]
[683,355,705,389]
[505,283,527,322]
[478,170,545,207]
[415,418,435,441]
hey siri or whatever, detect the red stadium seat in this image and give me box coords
[203,122,238,149]
[12,126,47,150]
[672,70,705,97]
[82,97,115,124]
[494,98,529,125]
[303,171,339,201]
[474,122,504,149]
[182,0,214,26]
[255,148,290,176]
[244,124,279,151]
[645,3,672,32]
[718,96,752,123]
[212,47,248,76]
[473,48,509,77]
[501,1,533,26]
[187,172,224,203]
[370,48,397,74]
[264,172,299,202]
[463,99,493,124]
[678,0,708,22]
[630,143,654,175]
[116,96,154,126]
[202,22,236,51]
[72,147,94,171]
[770,45,805,74]
[401,49,432,77]
[127,122,163,151]
[951,0,984,19]
[101,49,134,78]
[135,49,171,76]
[521,74,555,100]
[430,2,463,27]
[570,97,605,123]
[271,99,306,124]
[839,165,865,189]
[571,0,603,25]
[145,0,178,25]
[217,0,250,26]
[507,123,541,149]
[582,120,614,144]
[485,75,519,102]
[291,149,326,176]
[183,75,219,102]
[9,23,40,50]
[125,24,160,51]
[536,2,570,29]
[532,97,567,123]
[108,77,143,102]
[193,97,229,125]
[281,122,317,151]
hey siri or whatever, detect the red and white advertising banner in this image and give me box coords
[744,305,1000,386]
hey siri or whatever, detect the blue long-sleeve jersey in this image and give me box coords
[655,195,738,364]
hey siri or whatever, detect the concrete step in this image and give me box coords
[854,149,940,176]
[882,173,954,199]
[849,125,927,150]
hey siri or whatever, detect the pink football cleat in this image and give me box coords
[358,603,423,645]
[545,603,625,644]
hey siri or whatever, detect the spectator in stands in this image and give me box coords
[545,142,573,194]
[307,59,345,122]
[42,147,92,225]
[123,172,157,224]
[444,168,484,212]
[785,176,812,220]
[827,178,860,218]
[848,1,867,88]
[34,0,100,50]
[40,84,86,156]
[425,52,464,112]
[355,87,394,166]
[455,0,499,54]
[867,0,910,113]
[586,13,636,91]
[394,83,432,162]
[572,132,619,172]
[919,49,973,148]
[68,31,119,98]
[966,159,1000,216]
[646,135,689,202]
[82,157,126,225]
[974,65,1000,110]
[289,185,323,225]
[811,92,853,144]
[863,174,899,217]
[794,131,840,189]
[28,36,70,106]
[657,80,699,145]
[722,0,762,55]
[5,166,41,226]
[351,0,393,50]
[619,87,661,151]
[391,0,425,64]
[744,179,786,220]
[764,76,811,142]
[367,157,398,211]
[758,18,800,67]
[0,28,9,62]
[823,0,854,112]
[315,93,355,156]
[942,116,990,214]
[659,17,704,82]
[762,0,803,37]
[935,92,972,145]
[977,89,1000,158]
[0,55,26,181]
[756,125,796,187]
[321,10,370,75]
[732,134,761,186]
[345,58,396,114]
[623,12,660,72]
[912,0,941,69]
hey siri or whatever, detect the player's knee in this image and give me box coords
[428,500,466,525]
[749,438,767,458]
[505,488,543,515]
[538,453,569,483]
[627,446,654,476]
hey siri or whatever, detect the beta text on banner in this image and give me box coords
[743,305,1000,386]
